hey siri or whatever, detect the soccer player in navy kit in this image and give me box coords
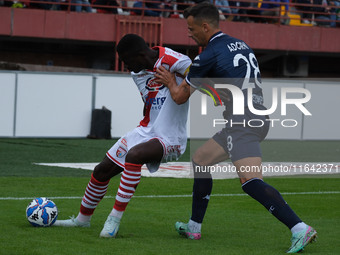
[155,3,317,253]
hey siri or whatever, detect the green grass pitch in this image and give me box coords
[0,139,339,255]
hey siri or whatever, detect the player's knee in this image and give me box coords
[125,147,142,163]
[93,162,105,174]
[239,177,251,185]
[93,157,122,182]
[239,176,263,185]
[192,149,207,166]
[93,164,108,182]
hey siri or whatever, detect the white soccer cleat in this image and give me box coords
[99,215,120,238]
[53,216,90,227]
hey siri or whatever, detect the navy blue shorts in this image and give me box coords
[213,110,269,162]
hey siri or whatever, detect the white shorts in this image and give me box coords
[106,128,186,173]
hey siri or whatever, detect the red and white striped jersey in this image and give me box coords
[131,46,191,152]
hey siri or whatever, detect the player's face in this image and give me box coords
[119,52,145,73]
[186,16,208,47]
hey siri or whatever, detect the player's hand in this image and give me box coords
[155,66,176,88]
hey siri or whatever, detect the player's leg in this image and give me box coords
[100,138,164,238]
[54,156,123,227]
[113,138,164,214]
[176,138,229,240]
[93,156,125,182]
[237,156,303,229]
[235,157,317,253]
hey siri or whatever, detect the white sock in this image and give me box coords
[291,222,308,234]
[109,208,124,219]
[188,219,201,233]
[76,212,92,222]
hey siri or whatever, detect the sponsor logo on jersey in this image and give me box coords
[146,77,164,91]
[145,96,166,109]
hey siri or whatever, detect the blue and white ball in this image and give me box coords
[26,197,58,227]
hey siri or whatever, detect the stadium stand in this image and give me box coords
[1,0,339,26]
[0,0,339,76]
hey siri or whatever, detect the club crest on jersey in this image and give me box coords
[116,146,127,158]
[116,138,128,158]
[146,77,164,91]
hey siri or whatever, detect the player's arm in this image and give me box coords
[155,66,194,104]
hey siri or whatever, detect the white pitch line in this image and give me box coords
[1,191,339,201]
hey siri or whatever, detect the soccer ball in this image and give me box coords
[26,197,58,227]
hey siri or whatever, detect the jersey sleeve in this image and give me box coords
[186,49,216,89]
[169,54,192,78]
[131,71,148,102]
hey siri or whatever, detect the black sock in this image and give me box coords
[242,178,301,229]
[191,161,213,223]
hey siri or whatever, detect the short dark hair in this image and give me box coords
[184,3,220,28]
[117,34,149,56]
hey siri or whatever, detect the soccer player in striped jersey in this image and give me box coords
[155,3,317,253]
[54,34,192,238]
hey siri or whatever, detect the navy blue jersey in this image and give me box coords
[186,31,265,115]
